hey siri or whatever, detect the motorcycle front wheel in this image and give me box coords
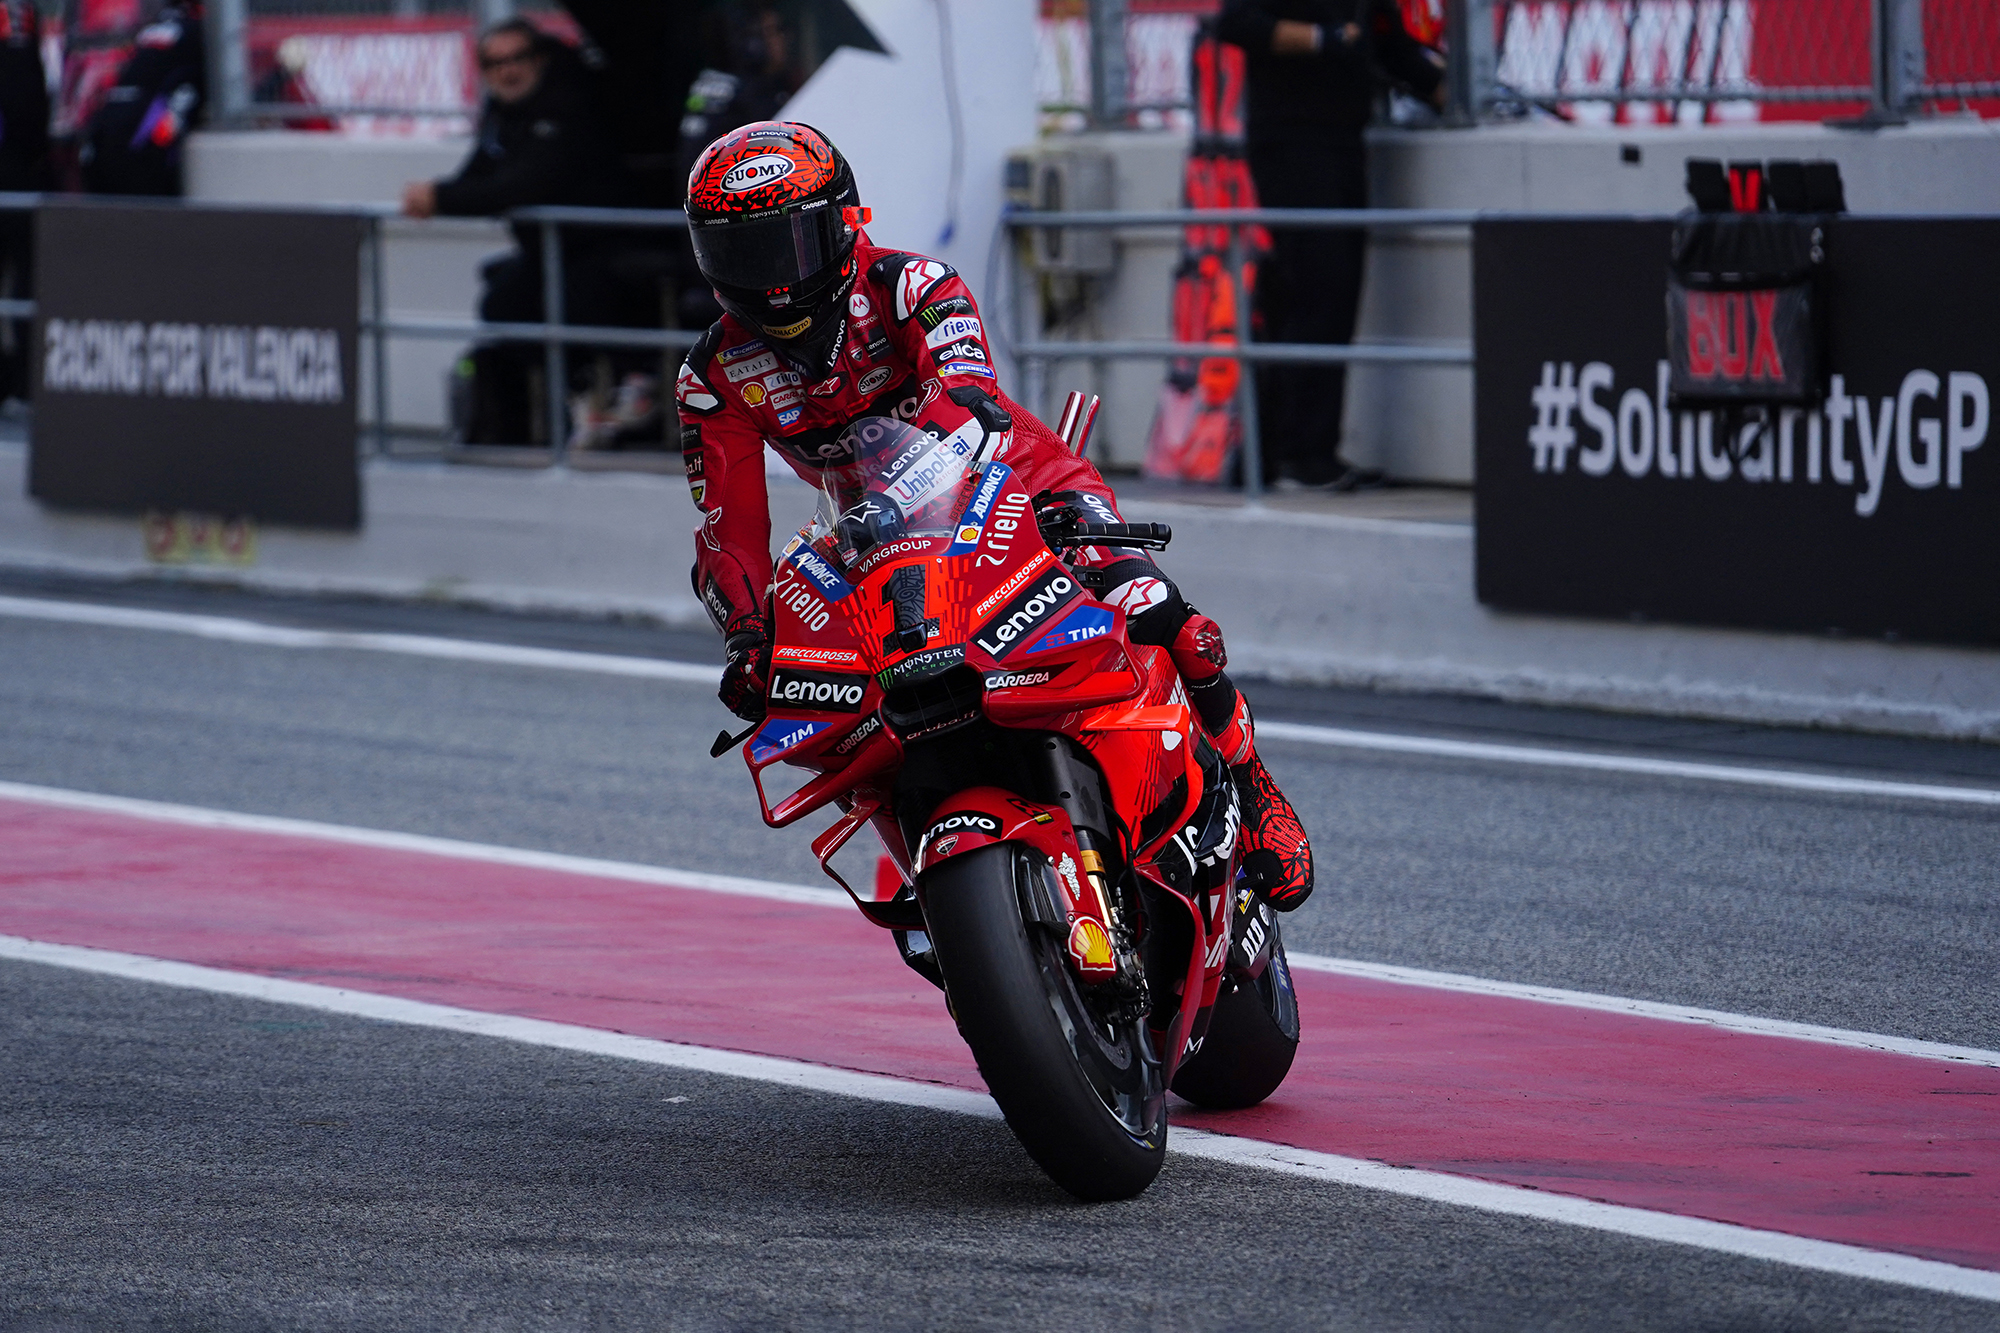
[922,843,1167,1201]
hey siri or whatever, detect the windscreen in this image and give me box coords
[817,417,981,572]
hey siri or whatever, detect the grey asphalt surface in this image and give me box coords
[2,575,1998,1329]
[5,960,1996,1333]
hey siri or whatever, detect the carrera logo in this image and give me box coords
[926,811,1001,841]
[767,667,869,712]
[984,668,1055,688]
[973,570,1079,659]
[857,366,894,395]
[831,713,880,755]
[720,154,795,193]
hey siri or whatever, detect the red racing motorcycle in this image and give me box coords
[725,408,1299,1200]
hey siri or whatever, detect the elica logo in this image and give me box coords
[973,572,1076,659]
[1526,360,1990,519]
[720,155,795,193]
[768,668,868,713]
[927,811,1000,840]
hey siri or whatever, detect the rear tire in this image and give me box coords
[1170,926,1300,1111]
[922,845,1167,1201]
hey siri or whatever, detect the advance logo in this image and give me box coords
[767,668,869,713]
[972,569,1079,660]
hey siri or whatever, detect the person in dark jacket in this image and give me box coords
[402,19,630,444]
[1216,0,1442,489]
[78,0,201,197]
[0,0,46,403]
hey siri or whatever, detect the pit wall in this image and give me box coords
[1039,119,2000,481]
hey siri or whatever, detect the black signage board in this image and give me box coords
[1474,216,1999,647]
[30,201,364,529]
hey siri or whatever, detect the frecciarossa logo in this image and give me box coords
[767,667,869,713]
[972,569,1079,659]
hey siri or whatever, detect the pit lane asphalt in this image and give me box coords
[5,959,1997,1333]
[2,576,1998,1329]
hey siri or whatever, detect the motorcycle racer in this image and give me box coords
[677,120,1313,911]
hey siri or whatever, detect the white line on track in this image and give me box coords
[0,594,716,683]
[7,593,1998,808]
[5,778,1995,1070]
[1,931,1995,1306]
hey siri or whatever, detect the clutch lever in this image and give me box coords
[710,719,760,759]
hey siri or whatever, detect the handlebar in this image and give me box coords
[1040,520,1174,551]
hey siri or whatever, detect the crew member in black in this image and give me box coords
[0,0,47,404]
[402,19,630,444]
[1216,0,1442,489]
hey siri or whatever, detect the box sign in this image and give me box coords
[1474,218,1998,648]
[30,202,364,529]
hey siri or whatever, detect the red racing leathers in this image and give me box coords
[675,234,1111,636]
[675,235,1315,909]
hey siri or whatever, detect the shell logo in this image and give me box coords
[721,154,797,194]
[1068,917,1114,971]
[741,382,765,405]
[958,524,981,544]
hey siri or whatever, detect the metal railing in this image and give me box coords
[361,203,702,460]
[1004,205,1476,498]
[1048,0,1995,126]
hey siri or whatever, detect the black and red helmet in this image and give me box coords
[686,121,866,377]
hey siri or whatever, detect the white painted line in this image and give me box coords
[8,593,1996,809]
[0,779,846,911]
[0,594,716,684]
[1256,720,2000,808]
[2,931,1995,1306]
[1283,954,2000,1069]
[6,777,1995,1070]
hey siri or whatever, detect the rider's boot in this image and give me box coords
[1170,613,1315,912]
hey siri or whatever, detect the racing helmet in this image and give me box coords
[686,121,865,378]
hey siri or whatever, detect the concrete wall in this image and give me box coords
[1056,119,2000,481]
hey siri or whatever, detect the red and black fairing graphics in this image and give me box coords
[740,459,1242,1081]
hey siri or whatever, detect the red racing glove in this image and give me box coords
[718,613,773,722]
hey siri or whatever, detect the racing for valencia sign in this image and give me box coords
[30,201,364,529]
[1474,217,1996,647]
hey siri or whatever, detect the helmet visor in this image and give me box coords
[690,205,846,296]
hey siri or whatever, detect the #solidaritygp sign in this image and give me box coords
[30,202,363,529]
[1473,217,1996,648]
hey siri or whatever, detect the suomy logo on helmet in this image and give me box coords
[721,154,796,193]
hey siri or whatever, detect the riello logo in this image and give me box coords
[1526,360,1990,518]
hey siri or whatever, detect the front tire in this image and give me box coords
[922,844,1167,1201]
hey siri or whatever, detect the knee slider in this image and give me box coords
[1170,610,1229,682]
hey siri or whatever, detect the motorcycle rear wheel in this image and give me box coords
[922,844,1167,1201]
[1170,922,1301,1110]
